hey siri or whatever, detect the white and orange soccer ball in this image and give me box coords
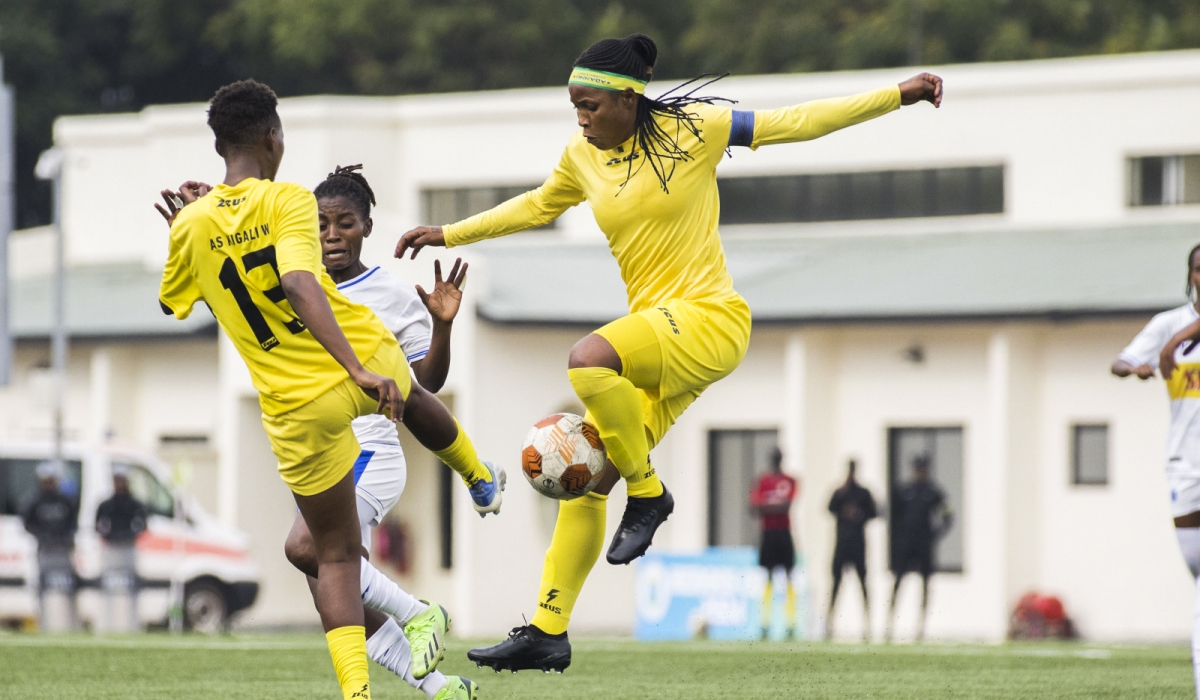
[521,413,607,500]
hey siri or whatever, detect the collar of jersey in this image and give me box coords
[337,266,381,290]
[213,178,262,194]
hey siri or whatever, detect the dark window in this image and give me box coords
[421,185,555,229]
[1130,155,1200,207]
[1071,424,1109,486]
[707,429,779,547]
[887,427,964,574]
[718,166,1005,225]
[438,463,453,570]
[0,458,83,517]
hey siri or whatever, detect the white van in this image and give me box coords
[0,440,260,632]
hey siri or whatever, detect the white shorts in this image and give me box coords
[1168,468,1200,518]
[352,442,407,552]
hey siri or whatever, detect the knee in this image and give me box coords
[284,529,317,576]
[568,334,621,372]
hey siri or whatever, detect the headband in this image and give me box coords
[568,67,647,94]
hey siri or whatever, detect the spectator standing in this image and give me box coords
[95,463,149,632]
[749,447,799,639]
[826,459,877,641]
[884,455,952,642]
[20,461,79,631]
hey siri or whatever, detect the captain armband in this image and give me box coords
[729,110,755,148]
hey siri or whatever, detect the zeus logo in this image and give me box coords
[539,588,562,614]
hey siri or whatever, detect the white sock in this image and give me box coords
[1175,528,1200,699]
[366,617,448,699]
[360,557,427,623]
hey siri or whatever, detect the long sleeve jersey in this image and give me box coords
[443,86,900,313]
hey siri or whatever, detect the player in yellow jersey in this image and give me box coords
[157,80,498,700]
[398,34,942,672]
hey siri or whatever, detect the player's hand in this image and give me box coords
[178,181,211,204]
[395,226,446,260]
[153,181,211,227]
[1134,363,1156,380]
[416,258,467,324]
[352,371,405,423]
[899,73,942,108]
[1161,343,1180,380]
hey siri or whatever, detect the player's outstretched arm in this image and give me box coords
[1160,318,1200,380]
[1111,359,1155,380]
[746,73,941,150]
[411,258,467,393]
[279,270,404,421]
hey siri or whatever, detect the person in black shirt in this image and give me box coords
[20,461,79,628]
[826,459,877,641]
[96,464,149,545]
[95,464,149,631]
[885,455,952,642]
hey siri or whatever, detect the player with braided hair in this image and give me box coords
[156,80,499,700]
[279,164,481,700]
[398,34,941,673]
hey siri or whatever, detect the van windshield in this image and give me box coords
[115,463,175,519]
[0,458,84,517]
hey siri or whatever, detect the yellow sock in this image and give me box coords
[431,418,490,486]
[326,625,371,700]
[568,367,663,498]
[762,580,774,629]
[785,580,796,629]
[530,492,607,634]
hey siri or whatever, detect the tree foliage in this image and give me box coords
[2,0,1199,227]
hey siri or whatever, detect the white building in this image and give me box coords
[4,50,1200,640]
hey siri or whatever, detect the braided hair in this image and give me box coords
[1186,242,1200,301]
[574,34,732,194]
[313,164,377,220]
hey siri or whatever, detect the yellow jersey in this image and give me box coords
[443,85,900,314]
[159,178,389,416]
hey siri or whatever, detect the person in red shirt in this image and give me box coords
[749,447,800,638]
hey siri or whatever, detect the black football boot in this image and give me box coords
[467,624,572,674]
[606,484,674,565]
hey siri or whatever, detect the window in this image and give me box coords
[119,463,175,518]
[1071,424,1108,486]
[707,429,779,547]
[420,185,555,229]
[438,463,453,570]
[717,165,1004,225]
[0,458,83,516]
[887,427,964,573]
[1129,155,1200,207]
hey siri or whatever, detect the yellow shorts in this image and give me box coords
[594,295,751,448]
[262,338,409,497]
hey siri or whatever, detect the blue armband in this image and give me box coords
[729,110,755,148]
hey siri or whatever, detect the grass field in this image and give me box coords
[0,633,1191,699]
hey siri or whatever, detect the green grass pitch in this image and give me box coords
[0,634,1191,699]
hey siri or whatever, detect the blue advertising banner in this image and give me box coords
[634,547,807,641]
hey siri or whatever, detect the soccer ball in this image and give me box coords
[521,413,607,500]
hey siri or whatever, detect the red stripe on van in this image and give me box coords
[136,532,249,560]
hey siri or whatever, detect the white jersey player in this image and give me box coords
[1113,243,1200,700]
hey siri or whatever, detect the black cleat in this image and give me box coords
[606,485,674,565]
[467,624,571,674]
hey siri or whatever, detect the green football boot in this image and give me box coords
[405,601,450,679]
[434,676,480,700]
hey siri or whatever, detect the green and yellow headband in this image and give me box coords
[568,67,647,94]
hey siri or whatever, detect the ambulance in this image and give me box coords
[0,440,259,632]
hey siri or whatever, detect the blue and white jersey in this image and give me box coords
[337,266,433,447]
